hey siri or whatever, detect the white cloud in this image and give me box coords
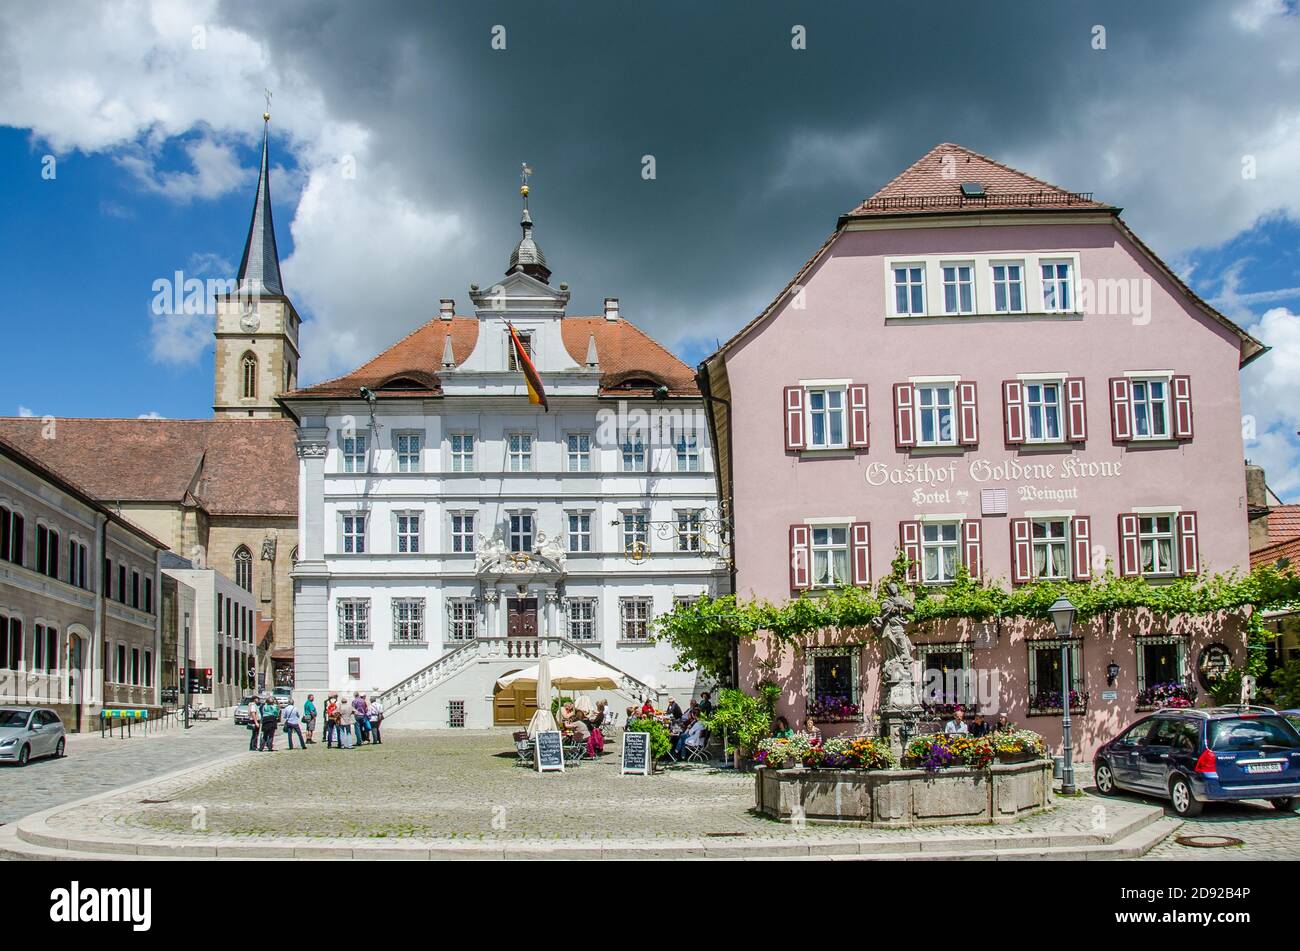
[149,311,211,366]
[1242,307,1300,499]
[137,411,167,419]
[16,406,35,418]
[117,136,252,202]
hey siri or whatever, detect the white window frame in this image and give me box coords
[395,511,421,554]
[506,432,534,472]
[1024,380,1064,443]
[810,524,850,588]
[448,432,476,472]
[990,260,1026,314]
[622,509,649,555]
[1138,513,1178,577]
[392,597,426,644]
[676,509,703,553]
[565,597,598,642]
[566,511,592,553]
[915,383,957,447]
[450,512,476,554]
[341,512,367,554]
[619,597,652,643]
[337,598,371,643]
[508,512,534,553]
[921,521,961,585]
[941,261,975,315]
[892,263,926,316]
[446,598,477,642]
[1129,376,1172,440]
[673,427,701,471]
[340,431,369,474]
[394,431,423,473]
[806,387,848,450]
[620,428,647,472]
[1031,518,1070,580]
[565,432,592,472]
[1040,259,1075,313]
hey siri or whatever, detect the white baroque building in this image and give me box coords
[283,183,727,727]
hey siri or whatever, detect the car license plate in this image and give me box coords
[1245,762,1283,774]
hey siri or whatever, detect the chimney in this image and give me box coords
[439,299,455,321]
[1245,462,1270,550]
[604,297,620,321]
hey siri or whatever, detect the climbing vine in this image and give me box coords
[650,551,1300,680]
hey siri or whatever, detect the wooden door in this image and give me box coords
[493,671,538,726]
[506,598,539,636]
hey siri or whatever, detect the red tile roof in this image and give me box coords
[284,314,698,401]
[1269,504,1300,543]
[0,417,297,517]
[1251,534,1300,571]
[843,142,1113,220]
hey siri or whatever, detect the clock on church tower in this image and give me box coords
[213,112,301,419]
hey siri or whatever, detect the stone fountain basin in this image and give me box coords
[755,760,1053,827]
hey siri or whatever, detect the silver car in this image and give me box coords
[0,707,66,766]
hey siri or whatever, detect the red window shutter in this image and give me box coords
[1117,514,1140,577]
[1178,511,1199,576]
[789,524,810,591]
[1109,377,1132,442]
[893,383,915,448]
[957,381,979,446]
[1002,380,1025,444]
[1172,375,1194,440]
[962,519,983,577]
[783,386,805,451]
[899,520,921,584]
[848,384,870,449]
[850,522,871,587]
[1065,377,1088,442]
[1071,515,1091,580]
[1010,518,1032,584]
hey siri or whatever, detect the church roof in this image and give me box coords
[282,313,698,401]
[236,118,285,298]
[0,417,297,517]
[841,142,1113,221]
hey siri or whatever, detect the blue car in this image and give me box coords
[1093,706,1300,817]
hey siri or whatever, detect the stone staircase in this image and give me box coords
[374,636,659,718]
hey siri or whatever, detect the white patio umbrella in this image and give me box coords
[524,653,557,737]
[497,653,622,693]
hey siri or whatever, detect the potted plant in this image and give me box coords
[990,729,1048,764]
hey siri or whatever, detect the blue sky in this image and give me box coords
[1,0,1299,497]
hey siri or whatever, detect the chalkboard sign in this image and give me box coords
[534,730,565,772]
[621,730,651,776]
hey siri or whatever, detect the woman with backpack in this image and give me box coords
[258,695,280,752]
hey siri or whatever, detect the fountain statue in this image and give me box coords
[871,581,922,755]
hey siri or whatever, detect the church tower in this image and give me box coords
[213,110,301,418]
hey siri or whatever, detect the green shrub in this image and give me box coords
[625,717,672,759]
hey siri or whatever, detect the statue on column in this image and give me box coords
[872,581,918,710]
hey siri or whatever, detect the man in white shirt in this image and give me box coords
[368,695,384,745]
[944,707,969,735]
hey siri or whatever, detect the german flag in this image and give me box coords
[508,323,548,411]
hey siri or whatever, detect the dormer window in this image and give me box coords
[507,332,533,371]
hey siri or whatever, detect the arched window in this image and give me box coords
[241,352,258,400]
[290,546,299,566]
[233,546,253,591]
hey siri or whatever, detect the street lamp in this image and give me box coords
[1048,597,1077,795]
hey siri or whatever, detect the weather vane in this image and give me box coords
[263,88,273,122]
[520,162,532,203]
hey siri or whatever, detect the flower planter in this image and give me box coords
[993,750,1039,765]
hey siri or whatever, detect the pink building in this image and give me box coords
[699,144,1266,757]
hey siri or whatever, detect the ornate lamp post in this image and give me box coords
[1049,597,1077,794]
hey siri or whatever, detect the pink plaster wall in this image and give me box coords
[724,220,1252,758]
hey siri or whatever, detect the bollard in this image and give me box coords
[1052,755,1064,780]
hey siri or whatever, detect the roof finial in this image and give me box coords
[507,161,551,283]
[263,87,272,123]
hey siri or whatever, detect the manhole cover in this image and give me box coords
[1174,834,1244,848]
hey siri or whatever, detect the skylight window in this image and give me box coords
[960,182,986,197]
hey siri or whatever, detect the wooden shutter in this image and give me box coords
[850,522,871,587]
[1109,377,1132,441]
[1065,377,1088,442]
[1178,511,1199,577]
[789,524,810,591]
[957,381,979,446]
[1172,375,1194,440]
[899,521,921,584]
[848,384,870,449]
[1071,515,1092,580]
[962,519,983,577]
[783,386,805,451]
[1010,518,1032,584]
[893,383,915,448]
[1002,380,1025,444]
[1117,514,1140,577]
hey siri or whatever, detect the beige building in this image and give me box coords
[1,434,169,733]
[0,115,301,689]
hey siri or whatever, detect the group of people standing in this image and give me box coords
[244,692,384,752]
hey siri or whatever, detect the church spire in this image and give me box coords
[236,99,285,298]
[506,162,552,284]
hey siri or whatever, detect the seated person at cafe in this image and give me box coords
[675,713,707,759]
[969,712,991,737]
[625,705,640,726]
[665,697,683,721]
[772,715,794,739]
[944,707,969,735]
[641,698,656,717]
[560,702,590,744]
[803,716,823,747]
[994,712,1015,733]
[584,700,607,756]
